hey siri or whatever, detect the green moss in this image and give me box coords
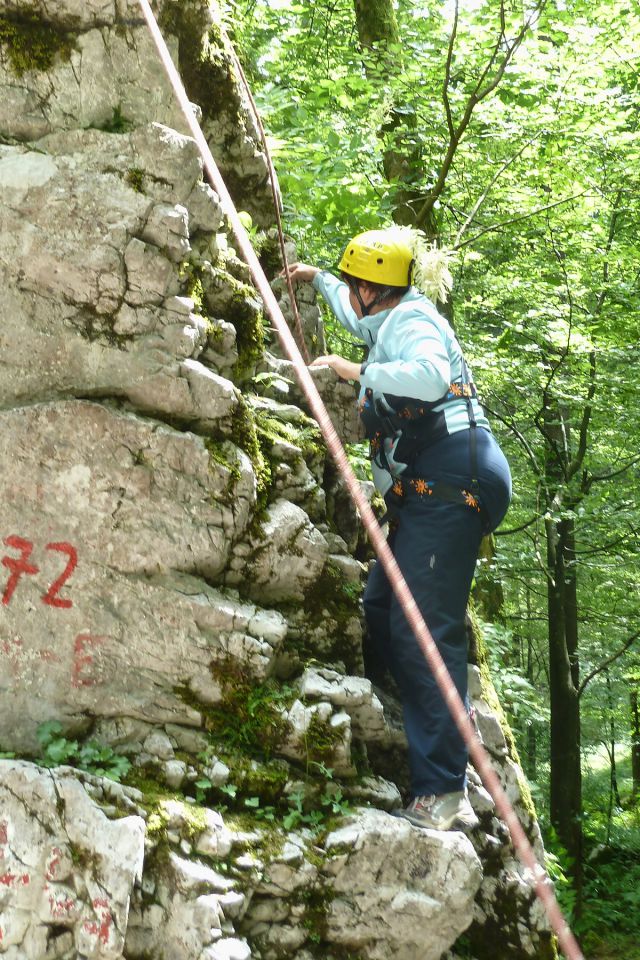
[304,560,363,620]
[177,664,295,761]
[125,167,145,193]
[206,318,226,347]
[231,398,271,515]
[277,560,363,674]
[204,438,241,501]
[158,1,234,124]
[177,261,207,315]
[304,711,345,766]
[229,288,265,379]
[213,751,290,806]
[0,9,74,77]
[254,411,324,467]
[354,0,400,47]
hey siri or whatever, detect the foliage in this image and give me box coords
[200,663,295,759]
[36,721,131,782]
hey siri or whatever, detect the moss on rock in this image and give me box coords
[179,662,295,761]
[230,397,271,515]
[0,9,75,77]
[158,0,237,126]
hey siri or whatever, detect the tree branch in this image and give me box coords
[455,192,587,249]
[415,0,547,231]
[586,452,640,487]
[443,0,458,140]
[569,349,596,483]
[495,514,541,536]
[578,630,640,698]
[455,135,540,247]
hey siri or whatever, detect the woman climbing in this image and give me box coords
[285,228,511,830]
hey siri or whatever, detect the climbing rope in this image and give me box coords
[136,3,585,957]
[217,24,311,365]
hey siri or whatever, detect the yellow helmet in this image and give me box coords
[338,230,414,287]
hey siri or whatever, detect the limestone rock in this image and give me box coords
[126,850,244,960]
[299,667,388,744]
[231,500,329,603]
[323,809,482,960]
[0,402,286,748]
[258,355,363,447]
[0,760,144,960]
[279,700,354,777]
[299,666,372,707]
[0,128,242,429]
[0,16,186,142]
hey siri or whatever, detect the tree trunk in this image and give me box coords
[546,517,582,869]
[352,0,429,228]
[353,0,399,48]
[544,403,582,896]
[631,687,640,802]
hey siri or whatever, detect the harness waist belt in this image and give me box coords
[388,476,482,513]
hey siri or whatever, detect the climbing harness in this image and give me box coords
[361,359,486,528]
[136,4,584,957]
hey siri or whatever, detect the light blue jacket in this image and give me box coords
[313,270,490,494]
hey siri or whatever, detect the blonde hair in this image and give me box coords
[389,226,454,305]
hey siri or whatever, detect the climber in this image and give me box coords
[284,228,511,830]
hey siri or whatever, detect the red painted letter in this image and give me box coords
[71,634,106,688]
[1,536,39,606]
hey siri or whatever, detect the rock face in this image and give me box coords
[0,2,555,959]
[0,760,144,959]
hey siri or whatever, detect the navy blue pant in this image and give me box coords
[363,428,511,797]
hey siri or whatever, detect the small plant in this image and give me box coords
[244,795,276,821]
[202,663,294,759]
[100,105,134,134]
[282,777,352,832]
[194,775,213,804]
[36,721,131,782]
[283,790,325,831]
[125,167,145,193]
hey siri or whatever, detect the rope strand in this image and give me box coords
[218,23,311,364]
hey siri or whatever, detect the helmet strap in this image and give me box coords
[346,276,391,317]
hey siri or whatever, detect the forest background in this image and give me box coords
[225,0,640,957]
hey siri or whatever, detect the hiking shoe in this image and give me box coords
[396,791,479,831]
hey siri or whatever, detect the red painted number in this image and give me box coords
[42,543,78,609]
[1,536,39,606]
[0,536,78,608]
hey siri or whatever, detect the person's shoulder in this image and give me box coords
[387,291,448,331]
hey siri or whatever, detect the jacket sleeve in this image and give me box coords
[360,308,451,402]
[312,270,365,340]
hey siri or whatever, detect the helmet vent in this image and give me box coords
[376,257,384,264]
